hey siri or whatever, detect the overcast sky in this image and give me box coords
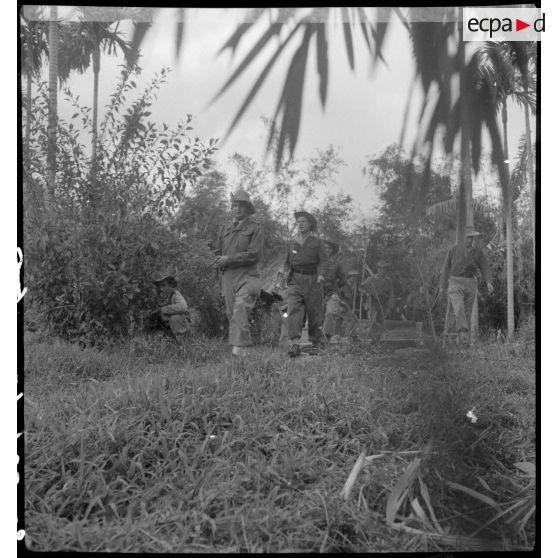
[47,7,528,220]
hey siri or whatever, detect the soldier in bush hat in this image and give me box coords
[284,210,327,356]
[214,189,264,357]
[439,224,493,344]
[145,270,193,337]
[321,238,354,341]
[362,259,395,324]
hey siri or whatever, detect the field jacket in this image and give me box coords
[216,216,264,271]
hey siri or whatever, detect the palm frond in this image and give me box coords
[269,24,314,169]
[219,22,305,144]
[315,23,328,108]
[341,7,355,70]
[211,22,285,104]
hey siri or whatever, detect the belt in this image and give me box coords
[292,268,317,275]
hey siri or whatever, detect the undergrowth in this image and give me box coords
[23,331,536,552]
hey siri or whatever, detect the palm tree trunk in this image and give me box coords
[458,20,473,249]
[523,103,535,270]
[91,36,100,183]
[25,26,33,161]
[46,5,59,211]
[458,18,478,339]
[502,99,515,339]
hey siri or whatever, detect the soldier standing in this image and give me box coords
[361,259,395,324]
[439,225,493,344]
[322,239,355,341]
[284,211,328,356]
[214,190,264,357]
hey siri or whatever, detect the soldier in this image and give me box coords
[361,259,395,324]
[322,239,356,341]
[284,210,328,356]
[214,190,264,357]
[145,271,193,337]
[439,225,494,344]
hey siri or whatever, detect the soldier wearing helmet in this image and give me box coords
[214,189,264,357]
[145,271,193,337]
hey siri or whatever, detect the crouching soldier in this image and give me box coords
[145,271,193,338]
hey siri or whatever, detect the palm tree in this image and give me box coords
[20,15,48,160]
[46,4,59,210]
[472,41,537,338]
[57,16,132,180]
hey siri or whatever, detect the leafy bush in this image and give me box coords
[24,67,223,344]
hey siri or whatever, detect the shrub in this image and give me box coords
[24,67,223,344]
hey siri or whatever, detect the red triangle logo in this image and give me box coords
[516,18,530,31]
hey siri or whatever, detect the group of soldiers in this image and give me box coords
[147,189,494,354]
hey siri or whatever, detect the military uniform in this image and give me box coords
[322,257,354,338]
[146,288,192,336]
[284,233,328,345]
[439,231,492,338]
[217,216,264,348]
[361,270,394,323]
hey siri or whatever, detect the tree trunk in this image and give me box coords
[91,33,100,183]
[458,19,478,338]
[46,5,59,210]
[458,21,473,249]
[523,103,535,271]
[25,26,33,161]
[502,99,515,339]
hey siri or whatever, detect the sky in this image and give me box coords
[49,7,527,222]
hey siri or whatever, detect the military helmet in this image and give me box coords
[376,260,390,268]
[465,225,480,237]
[153,270,177,287]
[323,237,340,255]
[231,189,255,214]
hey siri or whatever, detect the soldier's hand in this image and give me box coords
[214,255,230,269]
[317,275,325,284]
[486,281,494,295]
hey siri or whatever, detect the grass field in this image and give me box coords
[23,329,536,552]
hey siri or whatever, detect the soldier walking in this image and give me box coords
[284,210,328,356]
[439,225,494,344]
[214,190,264,357]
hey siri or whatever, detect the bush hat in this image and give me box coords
[346,269,360,277]
[465,225,480,237]
[377,259,390,268]
[294,210,317,231]
[323,238,340,255]
[153,271,177,287]
[231,189,255,214]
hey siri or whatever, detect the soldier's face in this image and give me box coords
[466,236,476,249]
[157,281,173,297]
[297,216,311,234]
[325,244,333,257]
[232,202,249,221]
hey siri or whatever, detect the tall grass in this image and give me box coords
[23,331,536,552]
